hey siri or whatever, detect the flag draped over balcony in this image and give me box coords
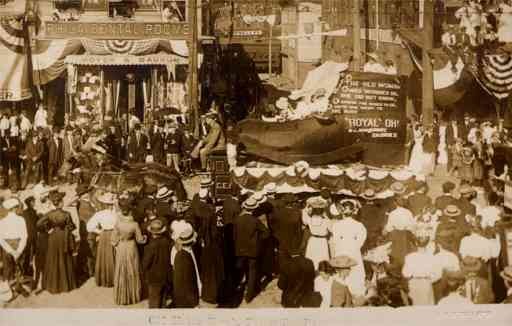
[0,16,81,101]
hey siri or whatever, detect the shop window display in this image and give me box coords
[74,67,102,124]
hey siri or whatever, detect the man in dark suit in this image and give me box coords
[268,194,304,264]
[48,126,64,185]
[234,197,270,303]
[21,196,38,279]
[0,131,21,189]
[172,226,200,308]
[277,250,321,308]
[434,181,457,211]
[406,181,432,217]
[127,123,149,163]
[150,121,165,164]
[21,132,44,189]
[143,219,171,308]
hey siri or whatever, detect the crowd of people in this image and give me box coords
[1,156,511,307]
[0,104,229,193]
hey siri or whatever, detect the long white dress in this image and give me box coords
[303,212,331,270]
[408,129,426,174]
[498,4,512,43]
[331,217,367,297]
[437,126,448,165]
[314,275,333,308]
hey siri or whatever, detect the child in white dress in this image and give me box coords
[314,261,335,308]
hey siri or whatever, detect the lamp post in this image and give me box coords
[189,0,200,137]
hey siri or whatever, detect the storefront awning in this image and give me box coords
[64,53,189,66]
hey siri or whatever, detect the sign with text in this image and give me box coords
[43,21,188,39]
[330,71,406,145]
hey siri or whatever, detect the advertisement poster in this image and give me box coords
[330,71,407,165]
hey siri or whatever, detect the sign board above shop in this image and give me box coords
[42,21,189,40]
[64,54,189,66]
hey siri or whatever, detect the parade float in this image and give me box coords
[208,61,423,201]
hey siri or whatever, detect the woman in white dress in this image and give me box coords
[330,199,367,298]
[402,231,442,305]
[408,124,426,174]
[303,197,331,270]
[498,0,512,43]
[437,124,448,166]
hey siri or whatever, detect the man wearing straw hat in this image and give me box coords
[460,256,494,304]
[172,223,201,308]
[143,219,171,308]
[234,197,270,303]
[358,189,386,253]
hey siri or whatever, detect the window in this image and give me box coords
[162,0,187,22]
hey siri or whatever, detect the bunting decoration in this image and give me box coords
[478,54,512,100]
[0,16,81,101]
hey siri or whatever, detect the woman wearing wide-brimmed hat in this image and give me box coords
[402,228,442,305]
[86,192,118,287]
[330,199,367,301]
[39,190,77,294]
[112,197,147,305]
[302,197,331,270]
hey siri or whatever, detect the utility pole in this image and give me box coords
[422,0,434,127]
[352,0,361,72]
[189,0,200,137]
